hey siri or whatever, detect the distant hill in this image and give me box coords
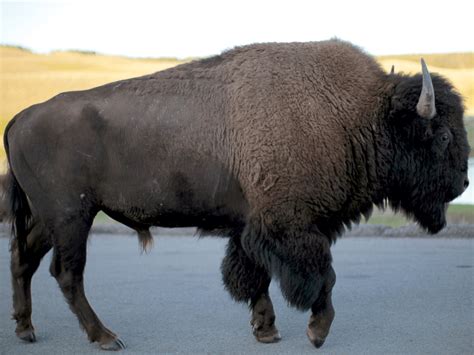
[1,46,472,161]
[378,52,474,69]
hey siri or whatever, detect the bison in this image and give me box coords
[3,39,470,350]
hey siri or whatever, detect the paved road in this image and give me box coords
[0,234,473,354]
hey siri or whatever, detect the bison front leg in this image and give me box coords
[221,236,281,343]
[249,290,280,343]
[240,217,335,347]
[307,265,336,348]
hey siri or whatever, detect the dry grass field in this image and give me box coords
[1,46,473,163]
[0,46,181,142]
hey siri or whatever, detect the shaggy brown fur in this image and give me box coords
[3,39,469,350]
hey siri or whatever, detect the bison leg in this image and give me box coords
[49,216,125,351]
[250,291,280,343]
[307,265,336,348]
[221,236,281,343]
[11,222,52,342]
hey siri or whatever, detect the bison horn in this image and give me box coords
[390,65,395,75]
[416,58,436,119]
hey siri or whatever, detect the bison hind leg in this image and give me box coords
[48,213,125,350]
[11,221,52,342]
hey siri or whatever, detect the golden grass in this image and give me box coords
[0,46,183,132]
[1,46,473,163]
[378,53,474,69]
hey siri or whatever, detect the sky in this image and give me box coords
[1,0,473,59]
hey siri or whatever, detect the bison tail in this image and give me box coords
[3,120,33,258]
[2,167,33,258]
[240,215,332,311]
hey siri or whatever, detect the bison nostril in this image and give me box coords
[464,179,470,189]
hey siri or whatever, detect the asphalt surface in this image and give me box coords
[0,233,473,354]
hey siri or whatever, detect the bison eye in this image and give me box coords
[433,130,451,153]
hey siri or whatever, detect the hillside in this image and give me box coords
[1,46,473,162]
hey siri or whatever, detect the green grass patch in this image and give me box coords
[363,204,474,227]
[465,116,474,156]
[92,204,474,229]
[363,209,409,228]
[93,211,115,224]
[446,204,474,224]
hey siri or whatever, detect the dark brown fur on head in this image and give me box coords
[386,73,469,233]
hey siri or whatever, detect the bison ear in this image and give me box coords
[416,59,436,119]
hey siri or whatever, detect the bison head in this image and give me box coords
[387,60,470,233]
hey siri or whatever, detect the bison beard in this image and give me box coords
[3,39,470,350]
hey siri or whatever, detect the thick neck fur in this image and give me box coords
[371,77,399,208]
[319,77,398,241]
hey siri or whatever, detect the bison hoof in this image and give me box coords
[306,327,326,348]
[17,329,36,343]
[252,323,281,343]
[100,337,126,351]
